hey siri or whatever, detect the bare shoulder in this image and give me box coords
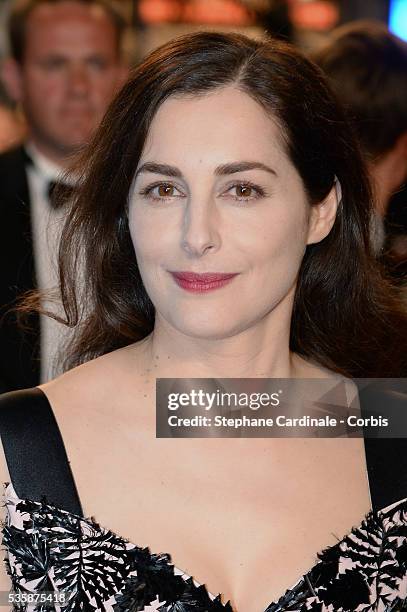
[40,339,153,427]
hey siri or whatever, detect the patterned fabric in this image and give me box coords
[1,482,407,611]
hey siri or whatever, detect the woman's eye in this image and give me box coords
[140,183,184,200]
[223,183,265,201]
[157,184,178,197]
[235,185,254,198]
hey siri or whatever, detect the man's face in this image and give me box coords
[10,1,126,158]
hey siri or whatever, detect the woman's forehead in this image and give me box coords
[140,86,290,171]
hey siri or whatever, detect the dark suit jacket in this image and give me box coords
[0,145,40,393]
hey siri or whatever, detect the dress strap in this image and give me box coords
[364,437,407,512]
[359,380,407,513]
[0,387,83,516]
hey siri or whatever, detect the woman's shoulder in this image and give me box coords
[0,341,152,444]
[41,340,151,411]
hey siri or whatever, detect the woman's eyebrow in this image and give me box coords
[135,162,182,178]
[214,161,278,176]
[135,160,278,179]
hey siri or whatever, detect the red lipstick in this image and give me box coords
[170,271,239,293]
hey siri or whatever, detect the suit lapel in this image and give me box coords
[0,145,40,392]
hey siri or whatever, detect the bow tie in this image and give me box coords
[47,180,75,209]
[23,148,75,209]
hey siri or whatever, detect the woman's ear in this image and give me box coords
[306,178,340,245]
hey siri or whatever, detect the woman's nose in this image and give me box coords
[181,198,221,257]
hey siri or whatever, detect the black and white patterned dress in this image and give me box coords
[1,388,407,611]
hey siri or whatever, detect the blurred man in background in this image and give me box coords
[313,21,407,269]
[0,0,128,393]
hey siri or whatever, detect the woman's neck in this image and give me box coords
[139,316,323,379]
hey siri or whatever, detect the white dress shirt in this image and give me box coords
[25,142,74,383]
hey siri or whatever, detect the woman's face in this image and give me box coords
[129,86,332,340]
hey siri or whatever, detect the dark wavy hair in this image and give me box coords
[312,20,407,159]
[23,31,407,377]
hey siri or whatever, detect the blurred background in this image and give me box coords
[0,0,406,63]
[0,0,404,150]
[0,0,405,153]
[1,0,404,149]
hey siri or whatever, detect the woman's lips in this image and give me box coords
[169,271,239,292]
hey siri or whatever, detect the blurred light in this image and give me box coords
[138,0,181,23]
[138,0,250,25]
[389,0,407,41]
[183,0,249,25]
[289,1,339,31]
